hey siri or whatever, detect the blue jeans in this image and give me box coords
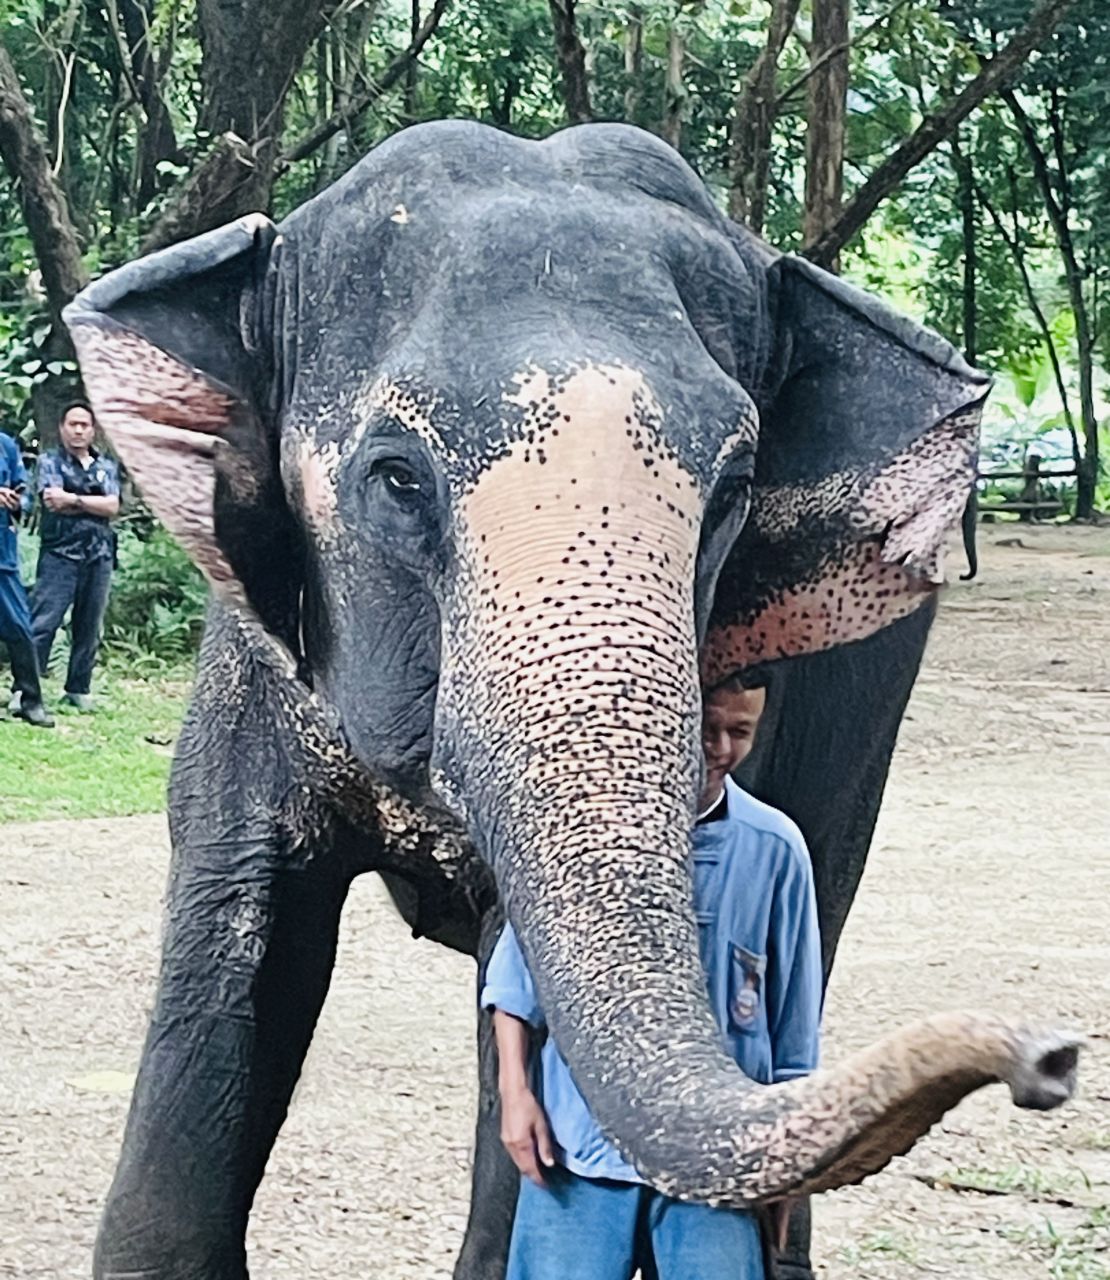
[30,550,113,695]
[0,569,43,707]
[506,1167,766,1280]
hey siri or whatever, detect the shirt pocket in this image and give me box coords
[727,943,767,1035]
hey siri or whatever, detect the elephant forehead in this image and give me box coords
[464,362,700,542]
[347,362,757,496]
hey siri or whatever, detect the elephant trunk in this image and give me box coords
[462,642,1082,1203]
[436,364,1079,1205]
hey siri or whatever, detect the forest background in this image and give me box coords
[0,0,1107,673]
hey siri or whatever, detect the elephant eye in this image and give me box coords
[371,457,422,495]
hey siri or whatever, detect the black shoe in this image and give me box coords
[18,701,54,728]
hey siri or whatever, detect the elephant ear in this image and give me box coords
[703,254,988,683]
[62,215,303,648]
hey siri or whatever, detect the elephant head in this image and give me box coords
[65,121,1079,1205]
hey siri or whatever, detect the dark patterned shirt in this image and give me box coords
[37,448,120,563]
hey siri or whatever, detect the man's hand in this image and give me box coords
[0,487,20,513]
[43,486,78,513]
[500,1083,555,1186]
[767,1201,793,1253]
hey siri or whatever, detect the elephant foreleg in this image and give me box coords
[94,833,350,1280]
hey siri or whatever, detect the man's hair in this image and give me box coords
[59,398,94,424]
[705,666,772,697]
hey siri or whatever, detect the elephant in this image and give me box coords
[64,121,1081,1280]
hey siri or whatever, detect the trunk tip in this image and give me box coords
[1008,1028,1084,1112]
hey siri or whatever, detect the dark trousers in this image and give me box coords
[31,550,113,695]
[0,569,44,707]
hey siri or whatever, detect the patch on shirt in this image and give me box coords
[729,944,766,1033]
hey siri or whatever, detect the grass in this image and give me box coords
[836,1229,920,1267]
[941,1162,1087,1198]
[0,665,191,821]
[999,1208,1110,1280]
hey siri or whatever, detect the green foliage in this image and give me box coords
[15,519,206,666]
[102,521,207,669]
[0,668,190,821]
[0,0,1107,549]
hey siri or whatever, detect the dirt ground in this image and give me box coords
[2,524,1108,1279]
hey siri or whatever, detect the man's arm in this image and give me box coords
[0,440,28,514]
[94,457,122,518]
[493,1009,554,1186]
[762,839,823,1252]
[42,490,120,517]
[766,839,823,1083]
[482,924,555,1186]
[39,453,122,518]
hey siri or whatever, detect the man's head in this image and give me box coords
[699,672,768,812]
[59,401,95,455]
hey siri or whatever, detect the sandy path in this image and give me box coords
[1,525,1108,1278]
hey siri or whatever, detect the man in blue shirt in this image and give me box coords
[483,673,822,1280]
[0,431,52,727]
[28,401,120,711]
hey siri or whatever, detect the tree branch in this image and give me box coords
[1003,83,1099,514]
[775,0,915,108]
[975,178,1080,472]
[805,0,1075,269]
[280,0,452,167]
[140,131,259,253]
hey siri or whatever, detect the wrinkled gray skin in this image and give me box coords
[64,122,1079,1280]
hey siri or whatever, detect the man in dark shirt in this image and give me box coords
[0,431,52,726]
[30,401,120,711]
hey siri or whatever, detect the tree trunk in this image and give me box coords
[805,0,1075,269]
[0,45,86,321]
[548,0,592,124]
[951,132,977,364]
[728,0,802,230]
[0,44,87,436]
[317,32,333,169]
[1004,86,1098,518]
[142,0,335,240]
[661,23,685,150]
[405,0,420,118]
[117,0,185,211]
[624,6,643,123]
[803,0,850,257]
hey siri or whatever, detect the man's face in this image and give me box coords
[699,685,766,810]
[60,407,95,453]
